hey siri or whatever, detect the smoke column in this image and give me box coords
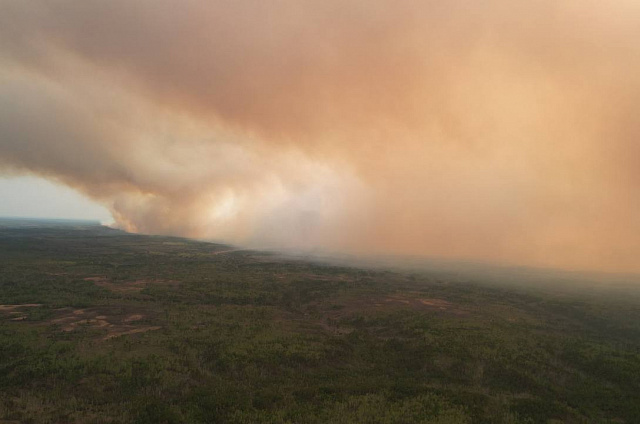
[1,0,640,272]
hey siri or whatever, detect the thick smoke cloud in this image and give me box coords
[1,0,640,272]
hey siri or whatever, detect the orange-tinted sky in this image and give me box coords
[1,0,640,273]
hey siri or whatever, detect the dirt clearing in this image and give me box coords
[1,304,161,340]
[46,306,161,340]
[84,276,178,294]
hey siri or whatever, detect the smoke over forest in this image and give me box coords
[2,0,640,272]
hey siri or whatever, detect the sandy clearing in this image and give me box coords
[123,314,143,322]
[0,304,42,312]
[104,326,161,340]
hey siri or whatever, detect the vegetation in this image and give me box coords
[0,220,639,423]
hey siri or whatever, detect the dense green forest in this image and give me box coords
[1,221,639,423]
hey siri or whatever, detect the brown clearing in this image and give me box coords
[47,306,160,339]
[0,304,43,321]
[104,326,162,340]
[210,249,243,255]
[84,276,177,294]
[123,314,143,322]
[1,304,161,340]
[0,304,42,312]
[50,307,161,340]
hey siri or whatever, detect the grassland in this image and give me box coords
[1,221,639,423]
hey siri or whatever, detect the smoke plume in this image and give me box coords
[1,0,640,272]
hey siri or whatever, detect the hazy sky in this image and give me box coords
[0,176,111,221]
[1,1,640,273]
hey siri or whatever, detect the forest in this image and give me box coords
[1,220,639,423]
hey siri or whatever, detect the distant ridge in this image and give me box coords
[0,216,102,227]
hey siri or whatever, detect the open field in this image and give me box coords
[1,221,640,423]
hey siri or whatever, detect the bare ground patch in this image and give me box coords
[384,295,456,311]
[0,304,42,312]
[84,276,178,294]
[35,306,162,340]
[0,304,43,321]
[104,326,162,340]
